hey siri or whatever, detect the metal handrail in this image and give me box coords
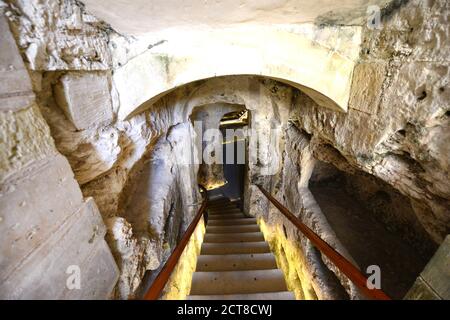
[256,184,391,300]
[143,186,208,300]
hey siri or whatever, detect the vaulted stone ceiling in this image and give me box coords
[82,0,393,34]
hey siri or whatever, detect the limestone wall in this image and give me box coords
[0,9,118,299]
[252,125,363,299]
[405,235,450,300]
[3,0,111,70]
[232,2,448,300]
[160,216,206,300]
[191,103,245,190]
[255,0,449,299]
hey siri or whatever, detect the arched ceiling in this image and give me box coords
[81,0,393,35]
[78,0,394,119]
[112,26,360,120]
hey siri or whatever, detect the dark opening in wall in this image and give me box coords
[308,160,436,299]
[417,90,427,101]
[190,103,248,198]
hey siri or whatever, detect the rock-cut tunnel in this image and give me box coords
[0,0,449,301]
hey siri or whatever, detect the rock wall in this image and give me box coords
[291,0,450,244]
[1,0,448,300]
[0,8,118,299]
[253,0,449,299]
[114,123,201,298]
[405,235,450,300]
[251,125,363,299]
[76,74,296,298]
[232,2,449,300]
[191,103,245,190]
[0,0,189,299]
[3,0,111,70]
[334,165,436,257]
[160,216,206,300]
[35,71,205,298]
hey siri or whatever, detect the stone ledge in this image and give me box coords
[54,72,114,130]
[0,154,84,279]
[0,13,35,111]
[0,104,57,182]
[0,197,117,299]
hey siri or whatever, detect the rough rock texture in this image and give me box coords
[36,72,123,185]
[105,217,159,299]
[0,13,34,110]
[254,125,362,300]
[191,103,245,190]
[160,217,205,300]
[405,235,450,300]
[54,72,114,130]
[2,0,111,70]
[338,167,436,257]
[0,104,56,181]
[309,160,437,298]
[30,67,204,298]
[113,123,201,298]
[290,0,450,244]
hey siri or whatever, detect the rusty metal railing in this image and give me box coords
[143,185,208,300]
[256,184,391,300]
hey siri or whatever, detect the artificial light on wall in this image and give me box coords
[219,110,248,127]
[205,180,228,191]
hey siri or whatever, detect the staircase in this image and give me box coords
[188,197,295,300]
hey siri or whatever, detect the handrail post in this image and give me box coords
[256,184,391,300]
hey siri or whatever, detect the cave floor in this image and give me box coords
[310,184,428,300]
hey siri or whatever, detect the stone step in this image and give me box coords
[208,198,228,202]
[207,213,247,220]
[208,210,243,216]
[194,198,294,300]
[208,210,242,215]
[207,218,257,226]
[209,207,240,212]
[204,232,265,243]
[208,208,234,212]
[196,253,277,272]
[188,291,296,300]
[208,201,231,208]
[208,204,235,209]
[190,269,288,295]
[209,199,228,203]
[206,224,260,234]
[201,242,271,255]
